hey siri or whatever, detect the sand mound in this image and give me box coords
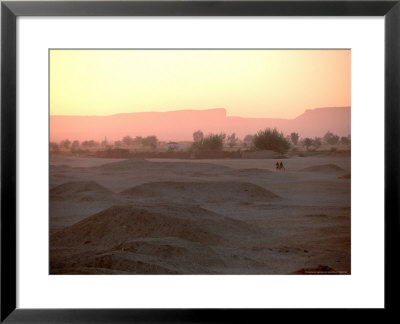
[226,168,272,177]
[115,237,225,271]
[51,204,264,249]
[51,233,268,274]
[50,181,113,201]
[116,237,215,256]
[120,181,279,203]
[300,164,345,173]
[51,243,223,274]
[50,248,180,274]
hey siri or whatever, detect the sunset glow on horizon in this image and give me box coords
[50,49,350,119]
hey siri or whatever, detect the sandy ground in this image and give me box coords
[49,155,350,274]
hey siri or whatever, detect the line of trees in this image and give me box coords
[192,132,226,151]
[50,139,106,152]
[191,129,350,154]
[50,129,350,155]
[115,135,159,149]
[50,135,160,154]
[192,128,291,154]
[295,131,351,151]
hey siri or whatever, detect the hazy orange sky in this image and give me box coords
[50,49,350,119]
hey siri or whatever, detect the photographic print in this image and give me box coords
[49,49,351,275]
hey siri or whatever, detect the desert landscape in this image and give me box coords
[49,49,351,275]
[49,154,350,274]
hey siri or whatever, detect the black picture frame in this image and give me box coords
[1,0,399,322]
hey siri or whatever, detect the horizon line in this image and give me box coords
[49,106,351,119]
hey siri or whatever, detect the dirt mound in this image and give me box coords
[51,242,223,274]
[116,237,214,255]
[50,204,264,249]
[115,237,225,272]
[51,234,268,274]
[94,158,149,170]
[120,181,279,203]
[226,168,272,177]
[300,164,345,173]
[50,248,180,274]
[50,181,113,201]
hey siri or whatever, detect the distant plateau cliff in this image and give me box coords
[50,107,350,142]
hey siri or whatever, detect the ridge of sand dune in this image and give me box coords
[300,164,345,172]
[120,181,279,202]
[51,204,265,249]
[50,181,114,201]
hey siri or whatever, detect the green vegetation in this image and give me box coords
[290,132,299,145]
[243,134,254,148]
[301,137,313,151]
[323,131,340,145]
[253,128,290,154]
[192,133,226,151]
[81,140,98,148]
[141,136,158,149]
[122,136,134,146]
[192,130,204,143]
[340,135,351,145]
[50,128,350,159]
[60,139,71,149]
[227,133,238,148]
[313,137,322,150]
[50,142,60,153]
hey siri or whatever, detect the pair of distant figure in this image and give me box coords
[275,161,285,172]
